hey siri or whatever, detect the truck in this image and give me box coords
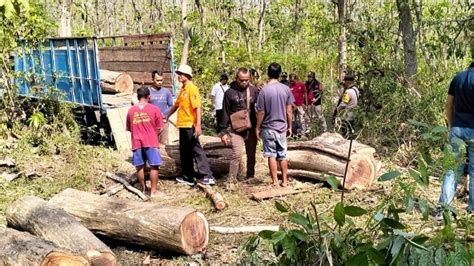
[14,33,177,150]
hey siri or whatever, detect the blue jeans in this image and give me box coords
[438,127,474,212]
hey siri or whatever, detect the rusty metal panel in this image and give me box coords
[99,47,168,62]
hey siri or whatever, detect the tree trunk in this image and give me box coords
[396,0,419,93]
[180,0,190,65]
[6,196,116,265]
[50,188,209,255]
[285,132,378,190]
[335,0,347,81]
[257,0,266,51]
[100,70,134,94]
[0,228,89,266]
[58,0,72,37]
[160,136,233,177]
[194,0,204,28]
[412,0,434,69]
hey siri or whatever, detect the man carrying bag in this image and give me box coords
[219,68,259,180]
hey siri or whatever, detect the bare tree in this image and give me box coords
[396,0,419,94]
[413,0,433,69]
[58,0,72,37]
[180,0,191,65]
[257,0,266,51]
[334,0,347,81]
[194,0,205,28]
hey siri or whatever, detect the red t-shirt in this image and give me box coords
[290,81,307,106]
[126,103,163,150]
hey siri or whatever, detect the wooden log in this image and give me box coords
[6,196,116,266]
[0,227,89,266]
[50,188,209,255]
[160,136,233,177]
[100,69,134,94]
[251,187,310,201]
[197,183,226,210]
[285,132,377,190]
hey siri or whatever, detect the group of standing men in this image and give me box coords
[126,62,296,196]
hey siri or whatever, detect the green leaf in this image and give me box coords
[406,236,429,251]
[407,119,429,128]
[344,206,367,216]
[289,213,309,226]
[326,175,339,190]
[381,218,406,229]
[258,230,275,240]
[271,230,286,243]
[367,247,385,264]
[418,199,429,220]
[347,252,368,266]
[434,248,447,266]
[334,202,345,226]
[281,236,297,260]
[378,170,401,182]
[409,169,424,186]
[411,235,429,245]
[275,200,288,213]
[289,229,309,242]
[390,236,405,265]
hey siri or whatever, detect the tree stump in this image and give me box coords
[49,188,209,255]
[6,196,116,266]
[0,227,89,266]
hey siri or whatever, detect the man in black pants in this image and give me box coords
[165,64,215,186]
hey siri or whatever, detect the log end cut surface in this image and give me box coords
[345,155,376,190]
[180,212,209,255]
[41,252,89,266]
[114,73,134,94]
[88,251,117,266]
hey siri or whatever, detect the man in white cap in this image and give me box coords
[165,64,215,185]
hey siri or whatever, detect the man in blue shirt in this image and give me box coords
[434,62,474,219]
[150,71,174,145]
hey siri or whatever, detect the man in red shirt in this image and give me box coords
[126,87,164,197]
[289,73,309,136]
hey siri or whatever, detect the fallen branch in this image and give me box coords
[103,174,138,196]
[210,225,279,234]
[105,172,149,201]
[251,187,310,201]
[197,183,226,210]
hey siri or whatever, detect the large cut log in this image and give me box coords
[100,69,134,94]
[50,188,209,255]
[160,135,233,177]
[0,227,89,266]
[285,132,378,190]
[6,196,116,266]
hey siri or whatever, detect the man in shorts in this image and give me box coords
[126,87,163,196]
[256,62,295,187]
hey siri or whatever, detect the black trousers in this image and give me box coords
[179,127,213,179]
[215,109,223,132]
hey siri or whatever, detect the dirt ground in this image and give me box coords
[0,136,472,265]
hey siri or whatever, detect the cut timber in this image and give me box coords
[160,136,233,177]
[0,227,89,266]
[50,188,209,255]
[6,196,116,266]
[100,69,134,94]
[197,183,226,210]
[251,187,310,201]
[210,225,279,234]
[285,132,378,190]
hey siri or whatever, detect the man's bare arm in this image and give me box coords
[445,95,454,128]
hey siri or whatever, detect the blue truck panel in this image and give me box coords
[14,38,103,109]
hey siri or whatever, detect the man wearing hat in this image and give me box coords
[305,71,327,133]
[333,74,360,137]
[165,64,215,186]
[210,73,229,132]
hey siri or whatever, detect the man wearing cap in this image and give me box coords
[333,75,360,137]
[211,74,229,132]
[165,64,216,186]
[305,71,327,133]
[280,72,290,86]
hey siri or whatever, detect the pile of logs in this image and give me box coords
[0,189,210,264]
[159,133,378,190]
[100,69,134,94]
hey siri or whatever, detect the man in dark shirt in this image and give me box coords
[280,72,290,86]
[434,62,474,218]
[219,68,259,180]
[305,71,327,132]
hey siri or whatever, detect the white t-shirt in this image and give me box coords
[211,82,229,111]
